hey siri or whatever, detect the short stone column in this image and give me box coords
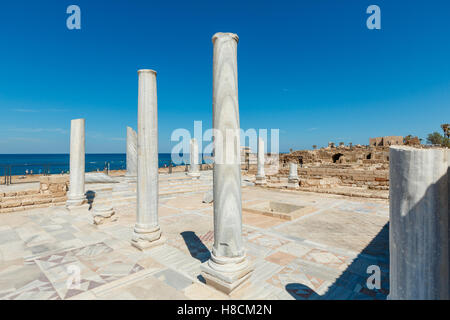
[255,137,266,185]
[287,162,299,189]
[125,126,137,181]
[389,146,449,300]
[187,138,200,178]
[66,118,86,208]
[131,69,164,250]
[92,188,116,225]
[201,32,253,294]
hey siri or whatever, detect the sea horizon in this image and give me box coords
[0,153,207,176]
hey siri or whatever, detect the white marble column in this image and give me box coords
[66,118,86,208]
[288,162,299,189]
[255,137,266,185]
[187,138,200,177]
[125,126,137,181]
[201,32,252,294]
[389,146,449,299]
[131,69,164,250]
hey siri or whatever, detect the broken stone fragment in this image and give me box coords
[92,205,116,225]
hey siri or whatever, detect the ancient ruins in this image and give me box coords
[0,32,448,301]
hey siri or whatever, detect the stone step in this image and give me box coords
[92,185,213,206]
[112,190,135,197]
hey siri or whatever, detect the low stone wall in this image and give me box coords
[300,167,389,189]
[272,167,389,190]
[0,175,68,213]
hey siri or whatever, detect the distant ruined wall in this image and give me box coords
[280,146,390,165]
[273,146,391,192]
[0,175,68,213]
[369,136,404,147]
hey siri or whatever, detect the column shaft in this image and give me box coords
[288,162,298,180]
[132,69,164,250]
[66,118,86,207]
[255,137,266,184]
[389,146,449,299]
[188,138,200,177]
[288,162,299,188]
[201,32,252,294]
[126,126,137,179]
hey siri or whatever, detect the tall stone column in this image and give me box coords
[125,126,137,181]
[187,138,200,177]
[288,162,299,189]
[255,137,266,185]
[389,146,449,300]
[66,118,86,208]
[131,69,164,250]
[201,32,252,294]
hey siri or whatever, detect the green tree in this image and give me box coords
[427,132,450,147]
[427,132,443,145]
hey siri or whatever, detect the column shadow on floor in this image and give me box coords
[285,283,320,300]
[85,190,96,210]
[180,231,211,263]
[286,223,390,300]
[321,222,389,300]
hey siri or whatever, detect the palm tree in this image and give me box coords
[312,145,317,150]
[441,124,450,138]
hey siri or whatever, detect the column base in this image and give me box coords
[200,253,253,294]
[131,225,165,250]
[66,194,87,209]
[287,178,299,189]
[93,206,116,225]
[255,176,267,185]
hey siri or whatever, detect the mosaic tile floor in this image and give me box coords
[0,171,390,300]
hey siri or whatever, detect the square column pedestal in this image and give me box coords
[287,177,299,189]
[201,253,253,294]
[255,175,267,185]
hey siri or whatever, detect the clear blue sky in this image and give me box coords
[0,0,449,153]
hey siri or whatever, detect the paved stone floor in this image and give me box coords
[0,171,389,300]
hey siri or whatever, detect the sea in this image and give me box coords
[0,153,203,176]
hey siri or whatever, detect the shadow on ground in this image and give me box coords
[181,231,211,263]
[85,190,96,210]
[286,223,390,300]
[180,224,389,300]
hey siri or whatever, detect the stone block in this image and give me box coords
[0,207,15,213]
[1,200,21,208]
[4,192,17,197]
[32,197,52,205]
[52,196,67,203]
[21,199,35,206]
